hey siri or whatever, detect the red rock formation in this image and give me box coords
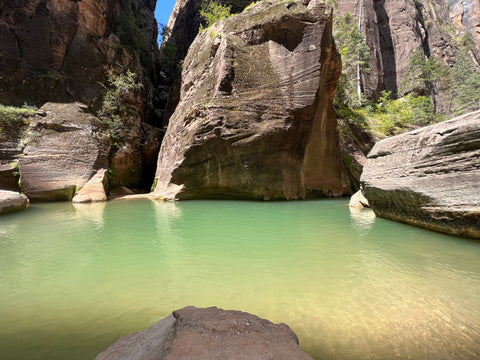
[0,0,163,192]
[154,0,351,200]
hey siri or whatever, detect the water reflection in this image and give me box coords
[72,201,107,226]
[349,206,376,233]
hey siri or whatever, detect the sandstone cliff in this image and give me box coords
[336,0,480,107]
[0,0,164,194]
[361,111,480,239]
[154,0,352,200]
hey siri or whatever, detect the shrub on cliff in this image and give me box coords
[200,0,232,30]
[0,105,35,138]
[97,70,142,143]
[334,13,371,107]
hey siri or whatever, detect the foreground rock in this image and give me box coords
[96,306,313,360]
[361,111,480,239]
[18,103,110,202]
[154,0,351,200]
[0,190,28,214]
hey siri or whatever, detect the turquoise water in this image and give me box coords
[1,199,479,360]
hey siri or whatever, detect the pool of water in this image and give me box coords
[1,199,479,360]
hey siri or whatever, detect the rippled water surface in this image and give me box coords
[1,199,479,360]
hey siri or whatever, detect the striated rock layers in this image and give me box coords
[361,111,480,239]
[0,0,160,110]
[0,0,163,190]
[336,0,480,107]
[96,306,314,360]
[154,0,351,200]
[18,103,110,202]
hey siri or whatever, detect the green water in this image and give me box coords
[1,199,479,360]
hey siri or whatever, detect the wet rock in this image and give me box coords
[361,111,480,239]
[18,103,110,202]
[95,306,313,360]
[154,0,351,200]
[0,190,28,214]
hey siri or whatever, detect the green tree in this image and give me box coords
[450,49,480,114]
[334,13,371,107]
[200,0,232,30]
[401,49,450,95]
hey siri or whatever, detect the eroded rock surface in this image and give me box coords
[361,111,480,239]
[18,103,110,202]
[154,0,351,200]
[96,306,313,360]
[0,190,28,214]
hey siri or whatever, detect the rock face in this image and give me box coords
[361,111,480,239]
[0,0,160,110]
[336,0,480,107]
[96,306,313,360]
[154,0,351,200]
[0,0,163,191]
[0,190,28,214]
[18,103,111,202]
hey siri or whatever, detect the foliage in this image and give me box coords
[0,105,35,136]
[160,24,172,42]
[200,0,232,30]
[243,1,258,12]
[450,49,480,114]
[333,13,371,107]
[337,91,437,136]
[97,70,142,143]
[400,49,450,95]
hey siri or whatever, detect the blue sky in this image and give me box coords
[155,0,176,27]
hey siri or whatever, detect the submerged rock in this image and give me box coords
[95,306,313,360]
[18,103,110,202]
[154,0,351,200]
[0,190,28,214]
[361,111,480,239]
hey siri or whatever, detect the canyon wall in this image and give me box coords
[0,0,163,196]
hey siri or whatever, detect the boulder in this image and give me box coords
[18,103,110,202]
[154,0,351,200]
[361,111,480,239]
[95,306,313,360]
[72,169,108,203]
[349,190,370,208]
[0,190,28,214]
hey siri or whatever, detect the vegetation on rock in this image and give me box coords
[97,70,142,143]
[200,0,232,30]
[0,105,35,138]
